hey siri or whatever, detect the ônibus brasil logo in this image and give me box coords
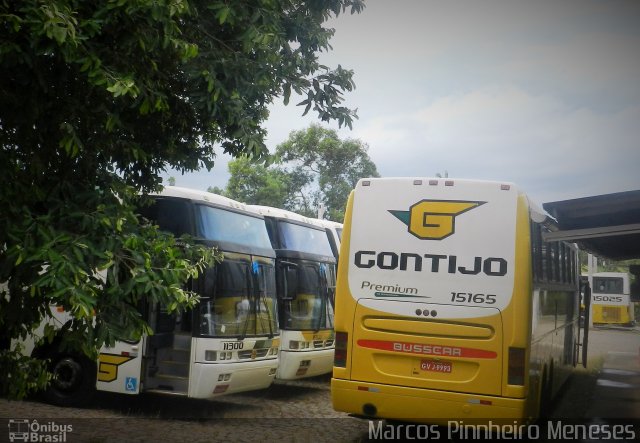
[8,419,73,442]
[389,199,486,240]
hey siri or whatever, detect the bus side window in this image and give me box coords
[139,198,193,236]
[530,223,545,282]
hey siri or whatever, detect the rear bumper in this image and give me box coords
[331,378,529,425]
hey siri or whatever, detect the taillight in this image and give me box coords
[334,331,348,367]
[508,347,526,385]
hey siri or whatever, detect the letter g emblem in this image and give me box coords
[390,200,485,240]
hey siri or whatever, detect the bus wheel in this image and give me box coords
[539,367,553,419]
[44,353,96,407]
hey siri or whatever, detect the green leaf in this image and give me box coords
[0,0,363,401]
[218,6,230,24]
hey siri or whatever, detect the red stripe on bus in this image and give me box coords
[357,339,497,359]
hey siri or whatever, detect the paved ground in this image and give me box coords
[1,326,639,442]
[1,375,365,443]
[584,325,640,420]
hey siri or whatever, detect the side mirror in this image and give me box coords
[581,281,591,368]
[281,261,299,300]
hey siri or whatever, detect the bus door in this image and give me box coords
[96,297,160,394]
[350,299,504,396]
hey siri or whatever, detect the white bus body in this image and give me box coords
[316,219,343,261]
[18,187,281,405]
[249,206,337,380]
[583,272,634,325]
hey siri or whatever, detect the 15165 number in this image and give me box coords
[451,292,496,305]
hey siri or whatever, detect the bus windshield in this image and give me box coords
[280,261,335,331]
[199,258,278,338]
[196,204,273,250]
[593,277,624,294]
[278,221,334,257]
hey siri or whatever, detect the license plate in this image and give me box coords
[420,360,452,373]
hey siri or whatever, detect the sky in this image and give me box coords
[163,0,640,205]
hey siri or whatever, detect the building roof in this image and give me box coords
[542,190,640,260]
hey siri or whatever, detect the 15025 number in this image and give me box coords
[451,292,496,305]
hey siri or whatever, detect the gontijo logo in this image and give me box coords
[97,353,135,382]
[389,200,486,240]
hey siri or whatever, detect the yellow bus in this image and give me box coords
[331,177,584,424]
[583,272,634,326]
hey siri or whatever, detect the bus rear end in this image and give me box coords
[332,178,534,424]
[591,272,633,326]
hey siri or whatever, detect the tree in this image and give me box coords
[222,124,379,221]
[224,156,295,208]
[206,186,226,195]
[0,0,364,400]
[277,124,379,221]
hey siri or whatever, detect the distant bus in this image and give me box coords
[331,178,584,424]
[316,219,343,261]
[20,187,280,406]
[582,272,634,326]
[250,206,337,380]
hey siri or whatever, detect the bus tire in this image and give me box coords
[43,353,96,407]
[539,366,553,419]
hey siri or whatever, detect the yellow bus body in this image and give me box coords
[331,178,579,424]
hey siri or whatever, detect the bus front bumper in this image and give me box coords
[190,359,278,398]
[276,348,334,380]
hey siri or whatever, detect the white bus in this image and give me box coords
[22,187,280,406]
[316,219,343,261]
[249,206,337,380]
[583,272,634,326]
[332,177,583,423]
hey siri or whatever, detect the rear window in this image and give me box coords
[138,198,192,236]
[593,277,624,294]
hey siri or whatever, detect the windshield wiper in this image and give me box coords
[281,260,299,301]
[314,263,328,333]
[253,261,275,339]
[239,263,255,340]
